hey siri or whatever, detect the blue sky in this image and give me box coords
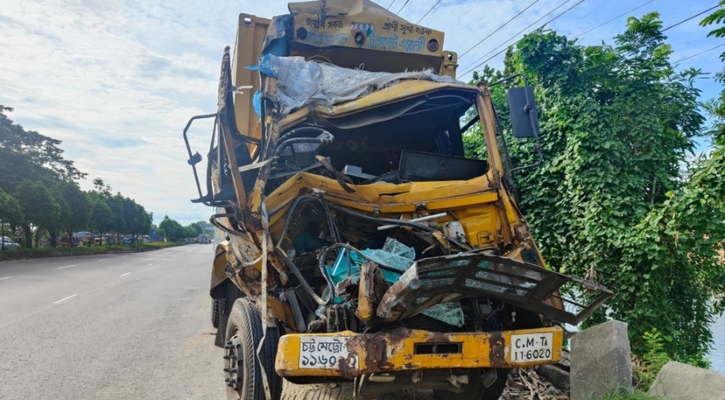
[0,0,722,226]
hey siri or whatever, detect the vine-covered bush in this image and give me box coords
[466,13,725,361]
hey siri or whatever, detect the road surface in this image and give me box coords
[0,245,366,400]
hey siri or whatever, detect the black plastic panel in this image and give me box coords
[398,150,488,182]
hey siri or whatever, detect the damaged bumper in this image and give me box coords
[275,326,564,379]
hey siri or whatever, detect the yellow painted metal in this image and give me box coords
[231,14,269,155]
[275,326,564,378]
[264,171,503,248]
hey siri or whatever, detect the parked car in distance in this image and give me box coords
[59,237,80,247]
[1,236,21,250]
[198,234,210,244]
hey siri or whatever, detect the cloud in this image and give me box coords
[0,0,720,226]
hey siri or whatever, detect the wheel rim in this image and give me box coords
[223,329,244,394]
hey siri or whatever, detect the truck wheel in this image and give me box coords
[212,298,226,328]
[223,298,282,400]
[433,369,508,400]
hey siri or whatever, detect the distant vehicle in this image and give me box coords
[0,236,20,250]
[198,234,211,244]
[58,237,80,247]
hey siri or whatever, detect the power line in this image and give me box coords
[662,4,720,32]
[397,0,412,14]
[387,0,397,10]
[574,0,656,39]
[459,0,543,59]
[673,43,725,63]
[417,0,443,24]
[460,0,584,78]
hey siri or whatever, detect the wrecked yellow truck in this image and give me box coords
[182,1,614,399]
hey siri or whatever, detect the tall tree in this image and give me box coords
[89,197,113,246]
[0,188,24,249]
[57,181,90,246]
[0,107,85,190]
[13,180,61,248]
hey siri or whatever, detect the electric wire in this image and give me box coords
[397,0,412,14]
[387,0,397,10]
[673,43,725,63]
[662,4,720,32]
[459,0,575,76]
[417,0,443,24]
[574,0,656,39]
[460,0,586,78]
[459,0,543,58]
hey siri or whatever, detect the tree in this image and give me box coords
[467,13,722,361]
[57,181,90,246]
[13,180,61,248]
[89,198,113,245]
[0,188,24,249]
[47,185,71,247]
[0,107,85,190]
[159,216,185,242]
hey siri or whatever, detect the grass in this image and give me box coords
[0,241,190,261]
[597,389,657,400]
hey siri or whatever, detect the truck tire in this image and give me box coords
[224,298,282,400]
[212,298,226,328]
[433,369,508,400]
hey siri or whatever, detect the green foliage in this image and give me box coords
[90,197,113,238]
[0,107,156,246]
[700,1,725,39]
[633,328,671,390]
[0,188,24,227]
[468,13,725,361]
[700,2,725,143]
[159,215,185,241]
[597,389,658,400]
[0,108,85,188]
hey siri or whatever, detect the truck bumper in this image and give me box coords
[275,326,564,379]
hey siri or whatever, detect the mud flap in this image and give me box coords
[376,253,614,326]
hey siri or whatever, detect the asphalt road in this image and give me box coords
[0,245,370,400]
[0,245,227,400]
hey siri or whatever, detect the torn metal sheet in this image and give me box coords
[376,252,615,326]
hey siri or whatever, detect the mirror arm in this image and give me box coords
[508,134,543,177]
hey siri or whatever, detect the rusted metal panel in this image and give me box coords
[376,252,615,326]
[275,326,564,379]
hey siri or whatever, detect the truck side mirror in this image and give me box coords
[507,86,540,139]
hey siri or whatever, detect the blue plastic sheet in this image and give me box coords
[324,238,464,326]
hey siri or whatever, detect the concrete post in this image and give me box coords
[570,320,632,400]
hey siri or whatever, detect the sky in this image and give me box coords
[0,0,722,226]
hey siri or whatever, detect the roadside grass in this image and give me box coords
[0,241,190,261]
[598,389,656,400]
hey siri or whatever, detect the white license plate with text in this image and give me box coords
[510,332,553,362]
[298,337,357,369]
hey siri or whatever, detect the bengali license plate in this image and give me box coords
[299,337,357,370]
[510,332,553,363]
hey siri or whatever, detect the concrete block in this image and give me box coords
[570,320,632,400]
[649,361,725,400]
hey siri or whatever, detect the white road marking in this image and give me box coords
[147,263,153,266]
[0,276,12,281]
[53,294,78,304]
[58,264,76,269]
[120,272,131,277]
[98,259,108,262]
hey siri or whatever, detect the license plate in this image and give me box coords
[299,337,357,369]
[510,332,553,362]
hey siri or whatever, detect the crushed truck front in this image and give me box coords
[182,1,614,399]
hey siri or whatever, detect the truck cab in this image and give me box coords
[183,1,613,399]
